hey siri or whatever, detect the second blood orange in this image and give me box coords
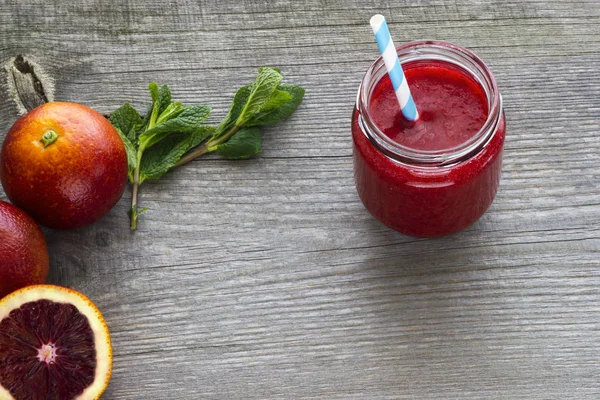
[0,200,49,298]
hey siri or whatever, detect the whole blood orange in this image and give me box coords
[0,102,128,229]
[0,200,49,298]
[0,285,112,400]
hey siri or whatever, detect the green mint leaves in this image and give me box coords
[110,67,304,230]
[215,127,262,159]
[114,127,138,181]
[247,84,305,126]
[110,103,143,141]
[138,105,211,149]
[236,67,283,126]
[140,126,215,181]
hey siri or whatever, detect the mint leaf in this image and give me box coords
[149,82,159,102]
[131,206,148,217]
[140,126,216,181]
[127,124,142,141]
[139,105,211,149]
[137,103,153,136]
[189,126,216,149]
[247,84,305,126]
[213,85,251,140]
[156,102,184,124]
[110,103,143,141]
[140,133,190,181]
[261,89,293,111]
[158,84,172,115]
[145,83,172,126]
[115,127,138,182]
[129,205,148,230]
[216,127,262,159]
[148,82,161,130]
[236,68,283,126]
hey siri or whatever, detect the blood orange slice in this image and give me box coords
[0,285,112,400]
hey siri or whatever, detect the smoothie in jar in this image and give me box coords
[352,41,506,237]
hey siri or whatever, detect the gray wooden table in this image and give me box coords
[1,1,599,399]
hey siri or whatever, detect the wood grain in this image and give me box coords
[0,0,599,399]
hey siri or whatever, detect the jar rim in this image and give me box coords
[357,40,503,166]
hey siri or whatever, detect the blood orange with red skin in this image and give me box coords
[0,200,49,298]
[0,102,128,230]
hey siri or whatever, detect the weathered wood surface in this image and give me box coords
[1,0,599,398]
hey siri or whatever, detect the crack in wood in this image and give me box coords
[3,54,54,114]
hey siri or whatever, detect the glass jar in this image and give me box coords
[352,40,506,237]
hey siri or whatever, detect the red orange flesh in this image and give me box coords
[0,285,112,400]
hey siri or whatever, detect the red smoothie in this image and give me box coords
[352,41,505,237]
[370,66,489,151]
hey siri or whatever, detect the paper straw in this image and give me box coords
[370,14,419,121]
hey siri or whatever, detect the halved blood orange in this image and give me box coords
[0,285,112,400]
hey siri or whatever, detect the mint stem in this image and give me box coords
[128,94,164,230]
[130,147,144,230]
[173,144,208,167]
[173,125,242,168]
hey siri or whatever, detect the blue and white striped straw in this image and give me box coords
[370,14,419,121]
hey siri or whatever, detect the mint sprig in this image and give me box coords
[110,67,304,230]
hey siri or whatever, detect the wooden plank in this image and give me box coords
[0,0,599,399]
